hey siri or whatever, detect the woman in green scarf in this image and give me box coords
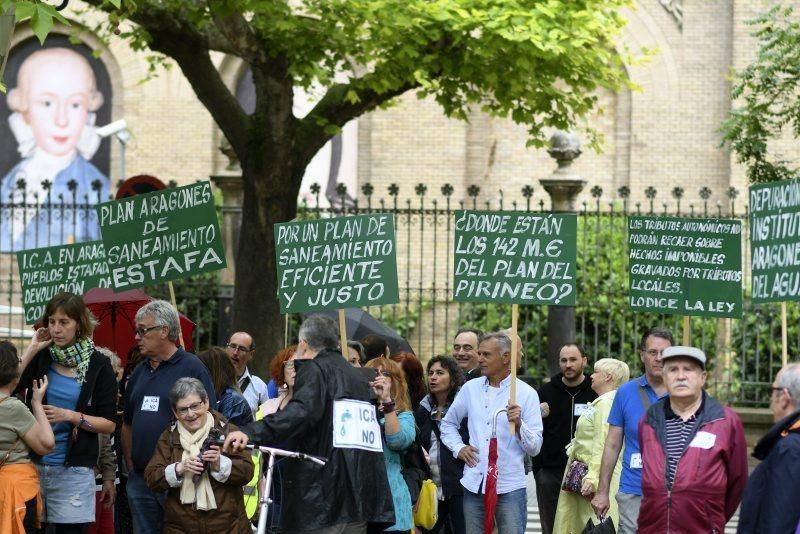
[15,292,118,534]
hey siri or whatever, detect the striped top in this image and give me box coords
[664,401,702,489]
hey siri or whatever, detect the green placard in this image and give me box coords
[453,210,577,305]
[749,179,800,303]
[17,241,110,324]
[95,181,226,290]
[628,216,742,318]
[274,213,399,313]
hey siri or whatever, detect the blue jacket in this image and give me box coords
[737,409,800,534]
[217,386,254,427]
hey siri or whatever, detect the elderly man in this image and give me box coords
[452,327,483,381]
[591,327,672,533]
[637,346,747,533]
[738,363,800,533]
[122,300,216,534]
[441,331,543,534]
[225,331,271,414]
[224,314,394,534]
[532,343,596,534]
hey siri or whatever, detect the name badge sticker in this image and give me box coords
[630,453,643,469]
[574,403,590,417]
[689,431,717,449]
[333,399,383,452]
[141,396,160,412]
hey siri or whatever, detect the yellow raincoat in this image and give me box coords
[552,390,622,534]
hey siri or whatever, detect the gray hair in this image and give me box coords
[479,332,512,355]
[168,377,208,409]
[135,300,180,341]
[778,363,800,407]
[298,314,339,352]
[95,346,121,375]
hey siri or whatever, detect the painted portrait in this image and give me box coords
[0,36,112,251]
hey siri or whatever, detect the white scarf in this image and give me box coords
[177,412,217,511]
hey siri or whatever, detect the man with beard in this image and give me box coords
[532,343,596,534]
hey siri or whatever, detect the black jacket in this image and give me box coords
[532,373,596,470]
[415,394,469,498]
[15,347,118,467]
[737,409,800,534]
[241,349,394,531]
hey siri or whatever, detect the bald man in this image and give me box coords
[1,46,110,250]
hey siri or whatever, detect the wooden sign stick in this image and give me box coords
[682,315,690,346]
[284,314,289,348]
[782,302,788,367]
[167,281,186,348]
[509,303,519,435]
[338,309,348,360]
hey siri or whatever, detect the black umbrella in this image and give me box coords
[304,308,414,355]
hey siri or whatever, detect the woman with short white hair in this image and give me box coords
[553,358,630,534]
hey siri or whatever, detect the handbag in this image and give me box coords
[413,478,438,529]
[561,459,589,493]
[582,517,616,534]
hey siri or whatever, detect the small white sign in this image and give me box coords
[574,403,590,417]
[630,453,642,469]
[689,431,717,450]
[141,396,160,412]
[333,399,383,452]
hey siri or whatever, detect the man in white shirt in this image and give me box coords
[225,331,270,414]
[441,331,543,534]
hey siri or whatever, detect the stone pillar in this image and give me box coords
[210,145,243,344]
[540,131,586,376]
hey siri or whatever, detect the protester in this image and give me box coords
[361,334,390,363]
[591,327,672,533]
[452,328,482,381]
[224,314,395,533]
[347,340,366,367]
[441,332,543,534]
[552,358,629,534]
[122,300,216,534]
[415,355,468,534]
[532,342,597,534]
[365,356,416,533]
[15,292,117,534]
[0,341,54,534]
[225,331,272,414]
[198,347,254,427]
[637,346,747,533]
[144,378,253,534]
[391,351,426,410]
[737,362,800,533]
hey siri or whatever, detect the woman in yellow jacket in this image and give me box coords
[553,358,630,534]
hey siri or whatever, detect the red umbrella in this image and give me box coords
[83,287,195,367]
[484,408,506,534]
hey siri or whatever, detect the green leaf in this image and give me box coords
[31,4,55,44]
[14,1,35,22]
[108,0,122,8]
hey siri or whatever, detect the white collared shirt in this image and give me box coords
[441,374,543,495]
[238,367,269,415]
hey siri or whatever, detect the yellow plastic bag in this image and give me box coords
[413,479,438,529]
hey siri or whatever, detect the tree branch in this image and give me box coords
[206,3,265,63]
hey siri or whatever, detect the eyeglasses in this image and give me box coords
[378,370,392,378]
[643,349,664,357]
[770,386,786,395]
[135,325,165,337]
[284,360,295,369]
[226,343,253,353]
[175,401,205,417]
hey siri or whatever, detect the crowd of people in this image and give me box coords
[1,292,800,534]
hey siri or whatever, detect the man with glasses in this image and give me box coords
[738,363,800,533]
[225,331,272,414]
[121,300,216,534]
[591,327,672,534]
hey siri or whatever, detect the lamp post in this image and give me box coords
[0,5,14,88]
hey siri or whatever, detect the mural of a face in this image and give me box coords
[8,47,103,158]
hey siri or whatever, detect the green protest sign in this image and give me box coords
[750,179,800,303]
[453,210,577,305]
[95,181,226,290]
[628,216,742,318]
[17,241,110,324]
[274,213,399,313]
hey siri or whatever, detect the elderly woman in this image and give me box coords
[365,356,416,533]
[144,378,253,534]
[15,292,117,534]
[553,358,630,534]
[0,341,54,533]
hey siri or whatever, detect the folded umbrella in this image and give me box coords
[484,408,506,534]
